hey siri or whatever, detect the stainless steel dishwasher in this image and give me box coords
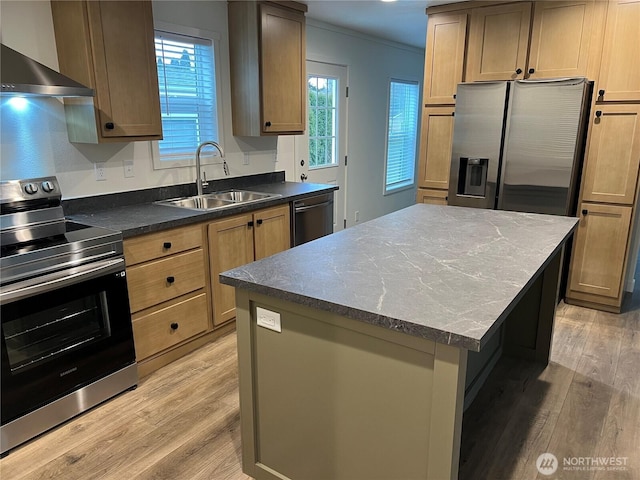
[291,192,334,246]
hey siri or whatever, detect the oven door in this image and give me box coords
[0,257,135,425]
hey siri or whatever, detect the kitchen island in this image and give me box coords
[220,204,578,480]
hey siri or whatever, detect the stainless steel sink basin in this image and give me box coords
[206,189,277,203]
[155,190,281,211]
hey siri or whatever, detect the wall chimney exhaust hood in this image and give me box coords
[1,44,94,98]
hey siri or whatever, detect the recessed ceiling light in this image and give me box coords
[381,0,398,3]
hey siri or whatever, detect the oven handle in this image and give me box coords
[0,257,125,305]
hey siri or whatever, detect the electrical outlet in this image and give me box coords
[256,307,281,332]
[123,159,134,178]
[355,211,360,222]
[243,153,250,165]
[95,163,106,181]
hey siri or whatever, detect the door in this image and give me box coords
[581,104,640,205]
[597,0,640,102]
[423,12,468,105]
[417,106,455,190]
[568,203,632,299]
[208,214,254,326]
[253,205,291,260]
[527,1,602,79]
[260,3,306,133]
[295,61,347,232]
[466,2,533,82]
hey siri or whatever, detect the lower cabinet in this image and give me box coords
[566,202,632,311]
[417,188,449,205]
[124,223,213,376]
[208,204,291,326]
[124,203,292,374]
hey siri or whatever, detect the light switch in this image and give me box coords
[256,307,281,332]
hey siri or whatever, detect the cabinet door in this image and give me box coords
[466,3,532,82]
[417,107,455,190]
[528,1,603,79]
[417,188,448,205]
[598,0,640,102]
[253,205,291,260]
[87,1,162,138]
[423,12,468,105]
[208,214,255,326]
[568,203,631,299]
[260,3,306,134]
[581,104,640,205]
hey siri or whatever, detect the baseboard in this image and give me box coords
[625,277,635,293]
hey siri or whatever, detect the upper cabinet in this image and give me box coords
[528,1,606,80]
[51,0,162,143]
[423,12,468,105]
[228,1,307,136]
[466,2,532,82]
[597,0,640,102]
[465,0,605,82]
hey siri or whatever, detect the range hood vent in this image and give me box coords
[1,44,94,98]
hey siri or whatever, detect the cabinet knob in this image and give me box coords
[166,276,175,284]
[105,122,115,130]
[598,89,605,97]
[515,68,523,75]
[257,219,263,225]
[528,68,535,74]
[595,110,602,118]
[453,94,456,99]
[163,242,172,249]
[248,220,254,227]
[265,121,272,127]
[170,322,179,331]
[582,209,589,216]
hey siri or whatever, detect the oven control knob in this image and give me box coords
[41,181,55,193]
[24,183,39,195]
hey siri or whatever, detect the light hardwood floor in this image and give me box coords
[1,301,638,479]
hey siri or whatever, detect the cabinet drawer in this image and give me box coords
[127,249,205,313]
[124,224,203,266]
[133,292,208,360]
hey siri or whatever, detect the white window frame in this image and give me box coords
[383,78,420,195]
[151,22,224,170]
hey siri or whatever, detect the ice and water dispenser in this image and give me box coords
[457,157,489,197]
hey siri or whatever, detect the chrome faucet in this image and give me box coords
[195,141,227,195]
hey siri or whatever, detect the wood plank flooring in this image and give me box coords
[1,301,639,479]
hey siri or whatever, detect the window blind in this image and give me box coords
[385,80,419,192]
[155,30,218,160]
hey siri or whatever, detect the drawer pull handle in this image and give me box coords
[582,209,589,216]
[598,89,605,97]
[105,122,115,130]
[170,322,179,330]
[163,242,172,249]
[166,276,175,284]
[595,110,602,118]
[247,220,254,227]
[257,219,263,225]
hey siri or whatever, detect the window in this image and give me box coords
[384,79,420,193]
[308,75,338,169]
[154,28,220,167]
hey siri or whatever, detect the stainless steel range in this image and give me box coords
[0,176,137,455]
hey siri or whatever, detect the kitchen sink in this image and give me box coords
[155,190,281,211]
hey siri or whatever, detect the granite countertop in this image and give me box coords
[220,204,579,351]
[65,174,336,238]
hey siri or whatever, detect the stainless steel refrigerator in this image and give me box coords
[448,78,592,215]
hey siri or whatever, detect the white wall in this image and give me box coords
[306,20,424,225]
[0,1,424,225]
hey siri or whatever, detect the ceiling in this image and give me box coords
[303,0,460,49]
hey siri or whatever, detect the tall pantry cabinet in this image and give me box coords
[417,0,640,312]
